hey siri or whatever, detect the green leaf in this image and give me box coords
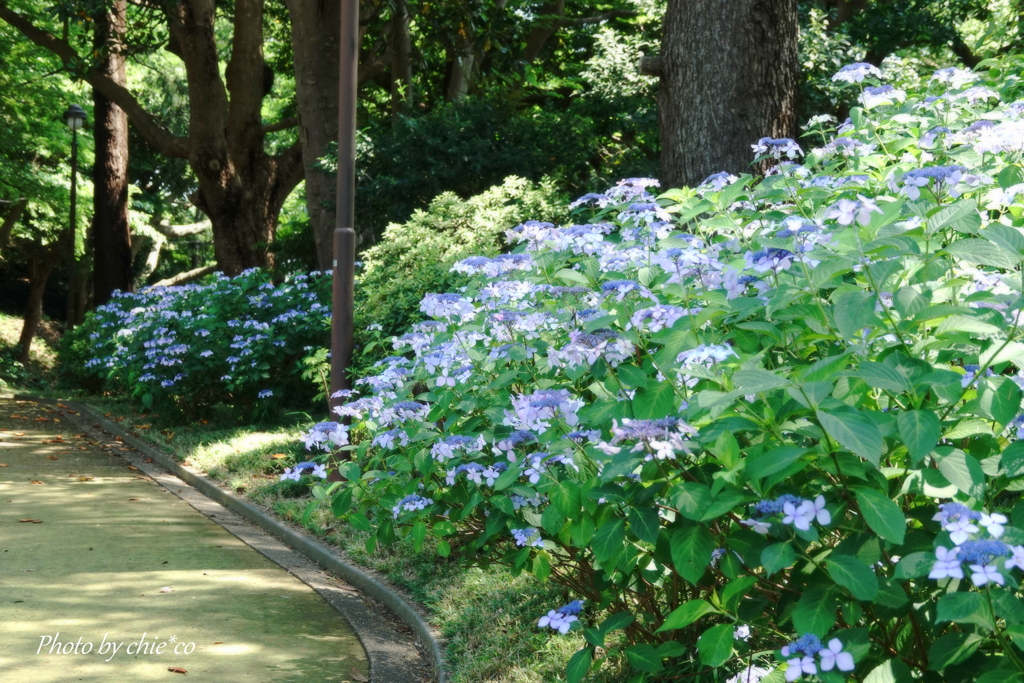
[978,376,1023,426]
[632,381,677,419]
[550,480,582,520]
[616,364,649,390]
[855,361,911,393]
[592,518,625,565]
[732,368,789,394]
[936,314,1003,337]
[980,340,1024,368]
[927,632,985,670]
[672,482,712,520]
[793,585,837,637]
[671,525,714,584]
[943,238,1019,269]
[628,507,661,544]
[625,644,664,673]
[1002,441,1024,478]
[722,576,758,612]
[983,223,1024,258]
[761,542,795,575]
[897,411,940,464]
[600,612,635,634]
[853,488,906,544]
[565,647,593,683]
[799,351,853,382]
[492,466,520,491]
[817,408,883,466]
[827,555,879,600]
[894,551,933,580]
[864,658,915,683]
[697,624,735,668]
[934,449,986,498]
[657,599,716,632]
[746,445,807,479]
[929,198,981,235]
[936,591,994,629]
[833,290,879,339]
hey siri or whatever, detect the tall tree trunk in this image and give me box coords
[285,0,341,271]
[390,0,412,113]
[658,0,799,189]
[18,247,60,364]
[92,0,133,306]
[0,0,305,276]
[0,197,27,251]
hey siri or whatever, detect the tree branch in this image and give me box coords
[153,219,211,238]
[556,8,638,27]
[263,116,299,134]
[0,2,191,158]
[151,264,217,287]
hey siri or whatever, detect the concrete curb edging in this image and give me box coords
[19,395,447,683]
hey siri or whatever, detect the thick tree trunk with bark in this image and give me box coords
[0,197,27,251]
[390,0,412,113]
[0,0,304,276]
[18,247,60,364]
[285,0,341,271]
[658,0,799,188]
[92,0,133,306]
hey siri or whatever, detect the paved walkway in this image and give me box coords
[0,396,370,683]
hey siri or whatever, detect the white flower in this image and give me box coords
[786,655,816,681]
[734,625,751,641]
[1005,545,1024,571]
[929,546,963,580]
[741,518,771,534]
[980,512,1008,538]
[818,638,855,672]
[970,563,1005,587]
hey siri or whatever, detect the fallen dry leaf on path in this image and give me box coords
[159,586,174,593]
[0,464,8,467]
[127,465,139,471]
[351,669,369,682]
[30,481,43,485]
[168,667,187,674]
[18,519,43,523]
[33,417,50,422]
[270,453,288,459]
[46,456,58,461]
[77,477,94,482]
[128,498,140,501]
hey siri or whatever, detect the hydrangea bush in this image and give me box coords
[69,269,331,417]
[313,57,1024,682]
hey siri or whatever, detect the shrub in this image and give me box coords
[307,56,1024,682]
[351,175,568,373]
[66,269,331,420]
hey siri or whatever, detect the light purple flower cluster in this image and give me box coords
[280,461,327,481]
[781,634,854,680]
[751,137,803,160]
[742,494,830,534]
[392,494,433,519]
[301,421,350,452]
[431,434,486,462]
[832,62,882,83]
[537,600,584,634]
[504,389,583,432]
[511,527,544,548]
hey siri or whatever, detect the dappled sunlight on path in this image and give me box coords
[0,397,368,683]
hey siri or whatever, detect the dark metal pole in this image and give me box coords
[330,0,358,417]
[66,126,78,330]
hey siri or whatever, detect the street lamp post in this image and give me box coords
[330,0,358,419]
[63,104,87,331]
